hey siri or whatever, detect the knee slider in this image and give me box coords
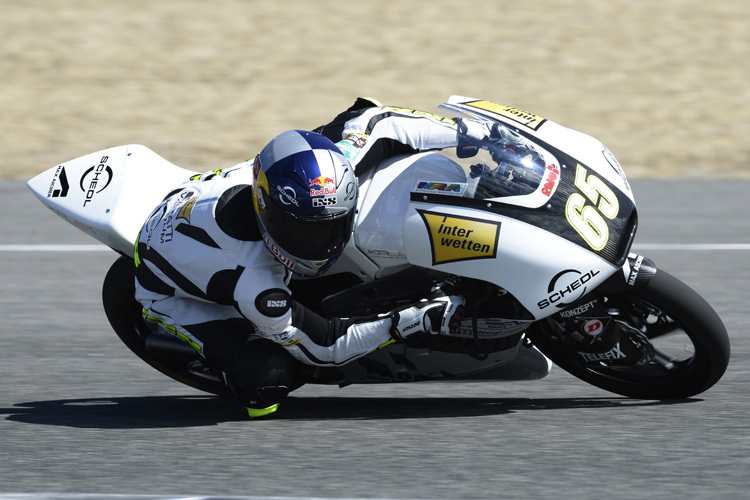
[229,337,300,408]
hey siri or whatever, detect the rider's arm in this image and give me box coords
[337,106,463,176]
[251,293,395,366]
[245,291,463,367]
[231,264,392,366]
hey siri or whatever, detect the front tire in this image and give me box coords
[527,269,730,399]
[102,256,234,397]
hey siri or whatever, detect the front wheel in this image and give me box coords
[527,269,730,399]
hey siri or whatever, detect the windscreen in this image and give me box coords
[431,104,558,204]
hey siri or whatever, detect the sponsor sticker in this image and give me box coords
[80,156,113,207]
[176,197,198,223]
[464,100,546,131]
[277,185,300,207]
[412,181,467,197]
[579,343,626,363]
[627,254,645,286]
[336,133,367,161]
[418,210,500,265]
[46,165,70,198]
[309,175,337,197]
[540,165,560,197]
[48,206,96,235]
[312,196,337,207]
[538,268,601,309]
[559,299,598,318]
[582,319,605,337]
[368,249,407,259]
[603,147,630,192]
[453,318,529,338]
[263,234,295,270]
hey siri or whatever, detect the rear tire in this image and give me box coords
[102,256,234,397]
[527,269,730,399]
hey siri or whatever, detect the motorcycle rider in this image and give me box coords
[134,98,501,417]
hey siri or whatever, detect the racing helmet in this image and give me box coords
[252,130,358,277]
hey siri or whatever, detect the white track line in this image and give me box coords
[0,244,113,251]
[631,243,750,251]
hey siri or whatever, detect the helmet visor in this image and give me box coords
[258,190,355,261]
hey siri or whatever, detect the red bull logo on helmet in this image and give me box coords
[309,175,337,197]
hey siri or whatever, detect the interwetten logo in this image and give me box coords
[464,100,546,131]
[418,210,500,265]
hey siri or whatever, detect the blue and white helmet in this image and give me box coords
[252,130,358,277]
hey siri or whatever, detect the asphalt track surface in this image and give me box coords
[1,179,749,499]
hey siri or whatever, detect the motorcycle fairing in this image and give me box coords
[331,334,523,383]
[402,201,616,320]
[434,96,638,267]
[27,145,198,255]
[409,150,638,269]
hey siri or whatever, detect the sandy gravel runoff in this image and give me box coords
[2,0,748,180]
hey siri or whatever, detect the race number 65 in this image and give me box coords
[565,164,619,251]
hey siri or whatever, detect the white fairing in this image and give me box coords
[402,203,614,320]
[355,152,467,275]
[27,145,197,255]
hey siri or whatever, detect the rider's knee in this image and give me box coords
[228,338,301,410]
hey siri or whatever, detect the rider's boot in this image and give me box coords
[243,385,291,418]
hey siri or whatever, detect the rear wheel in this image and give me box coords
[102,256,234,397]
[527,269,730,399]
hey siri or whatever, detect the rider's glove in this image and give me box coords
[456,119,487,158]
[455,119,506,158]
[389,296,466,340]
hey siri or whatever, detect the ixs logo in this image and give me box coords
[80,156,113,207]
[312,196,337,207]
[538,269,601,310]
[418,210,500,265]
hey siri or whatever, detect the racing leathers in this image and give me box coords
[134,98,484,408]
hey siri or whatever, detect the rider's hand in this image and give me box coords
[456,119,510,158]
[389,296,466,340]
[456,119,489,158]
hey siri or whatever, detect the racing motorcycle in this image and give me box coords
[27,96,730,401]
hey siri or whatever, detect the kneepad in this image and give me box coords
[228,337,301,408]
